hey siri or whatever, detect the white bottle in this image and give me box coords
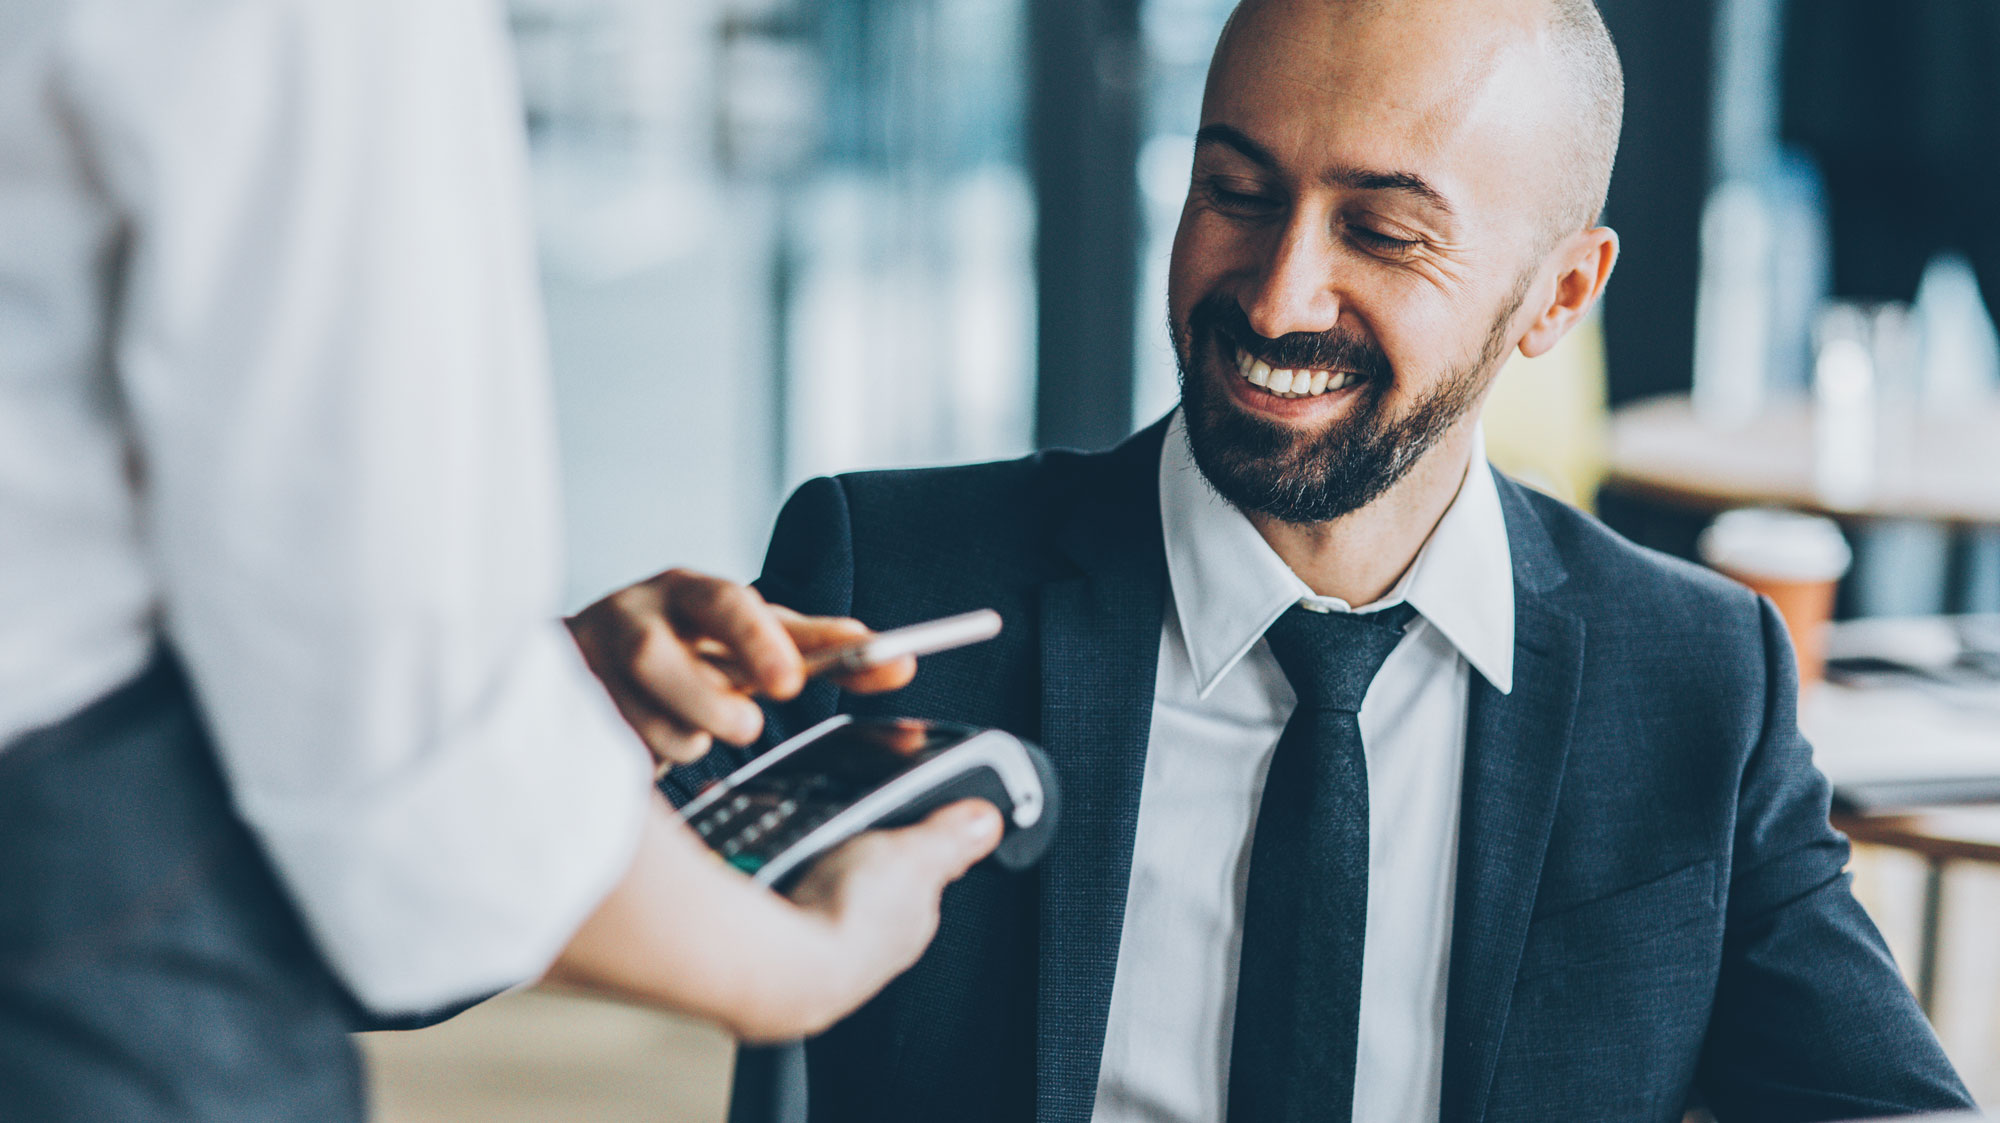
[1692,181,1774,427]
[1914,252,2000,414]
[1812,308,1876,508]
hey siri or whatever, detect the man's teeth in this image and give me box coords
[1233,349,1356,399]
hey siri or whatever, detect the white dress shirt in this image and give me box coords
[1091,411,1516,1122]
[0,0,652,1012]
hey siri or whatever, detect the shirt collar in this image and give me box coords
[1158,409,1515,698]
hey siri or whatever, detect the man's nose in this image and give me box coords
[1239,217,1341,340]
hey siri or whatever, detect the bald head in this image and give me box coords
[1208,0,1624,248]
[1544,0,1624,235]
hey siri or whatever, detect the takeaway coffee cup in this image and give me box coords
[1697,508,1853,687]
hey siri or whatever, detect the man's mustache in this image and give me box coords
[1189,294,1394,383]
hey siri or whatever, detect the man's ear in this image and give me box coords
[1517,226,1618,359]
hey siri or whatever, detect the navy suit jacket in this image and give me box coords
[664,418,1971,1123]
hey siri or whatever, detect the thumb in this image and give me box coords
[882,800,1004,884]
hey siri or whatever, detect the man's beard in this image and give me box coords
[1173,280,1529,525]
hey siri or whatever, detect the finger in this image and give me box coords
[568,572,766,750]
[656,733,713,772]
[665,572,805,699]
[785,800,1001,918]
[776,610,873,652]
[568,575,689,706]
[628,623,767,745]
[606,682,716,767]
[873,800,1004,884]
[566,582,663,683]
[825,656,918,695]
[641,714,715,769]
[779,614,918,695]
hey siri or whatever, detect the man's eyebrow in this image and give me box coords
[1329,167,1455,218]
[1193,122,1455,219]
[1194,123,1280,171]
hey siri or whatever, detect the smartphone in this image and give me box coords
[803,609,1003,677]
[679,715,1059,890]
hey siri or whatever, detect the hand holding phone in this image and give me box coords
[569,569,1007,770]
[800,610,1003,677]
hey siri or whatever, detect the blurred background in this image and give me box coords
[362,0,2000,1117]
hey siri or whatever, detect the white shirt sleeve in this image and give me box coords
[54,0,653,1013]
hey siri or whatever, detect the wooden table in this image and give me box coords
[1830,808,2000,1013]
[1806,617,2000,1014]
[1606,394,2000,527]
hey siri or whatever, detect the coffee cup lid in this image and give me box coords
[1697,508,1852,582]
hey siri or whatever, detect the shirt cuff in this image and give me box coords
[229,624,654,1015]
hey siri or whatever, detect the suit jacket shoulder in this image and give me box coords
[1505,474,1762,633]
[1501,476,1784,762]
[835,451,1082,592]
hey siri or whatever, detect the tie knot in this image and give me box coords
[1262,602,1416,713]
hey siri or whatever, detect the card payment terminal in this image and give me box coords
[679,715,1060,890]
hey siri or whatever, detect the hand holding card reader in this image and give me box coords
[679,715,1060,890]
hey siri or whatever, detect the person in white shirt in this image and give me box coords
[0,1,997,1118]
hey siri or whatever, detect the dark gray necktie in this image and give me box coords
[1226,601,1417,1123]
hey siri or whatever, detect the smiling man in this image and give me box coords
[581,1,1973,1121]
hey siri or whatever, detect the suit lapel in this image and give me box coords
[1033,421,1171,1123]
[1439,475,1586,1123]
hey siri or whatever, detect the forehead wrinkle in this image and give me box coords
[1263,71,1426,126]
[1261,28,1490,126]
